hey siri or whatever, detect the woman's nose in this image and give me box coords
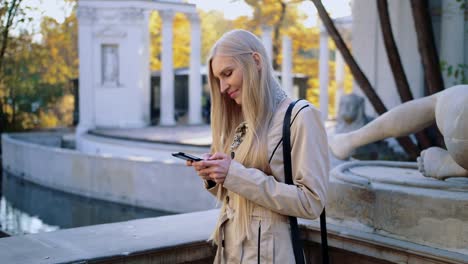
[220,80,229,93]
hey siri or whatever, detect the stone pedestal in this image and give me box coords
[329,161,468,253]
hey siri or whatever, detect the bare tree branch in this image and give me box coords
[410,0,444,95]
[377,0,432,149]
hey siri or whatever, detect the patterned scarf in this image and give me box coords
[228,84,287,158]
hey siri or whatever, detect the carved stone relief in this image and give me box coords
[101,44,119,86]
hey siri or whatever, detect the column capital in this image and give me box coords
[160,10,175,21]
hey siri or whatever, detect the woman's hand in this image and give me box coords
[187,153,212,181]
[195,152,231,184]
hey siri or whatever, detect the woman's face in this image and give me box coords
[211,55,244,105]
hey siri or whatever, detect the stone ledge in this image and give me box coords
[300,218,468,264]
[0,210,219,264]
[0,209,466,264]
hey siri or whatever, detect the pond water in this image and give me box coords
[0,170,172,236]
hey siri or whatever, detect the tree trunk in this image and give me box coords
[377,0,432,150]
[272,1,287,70]
[410,0,445,148]
[0,0,21,74]
[0,100,4,134]
[310,0,420,159]
[410,0,444,95]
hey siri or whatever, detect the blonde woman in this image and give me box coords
[187,29,329,263]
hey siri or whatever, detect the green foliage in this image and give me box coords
[440,60,468,85]
[0,1,77,132]
[455,0,466,10]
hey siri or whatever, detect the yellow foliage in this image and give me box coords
[40,13,78,84]
[147,12,192,69]
[173,13,191,68]
[38,110,59,128]
[19,112,38,130]
[149,12,162,71]
[344,65,354,94]
[199,10,232,62]
[306,78,319,107]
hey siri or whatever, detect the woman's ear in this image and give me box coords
[252,52,262,71]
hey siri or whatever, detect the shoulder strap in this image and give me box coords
[283,99,329,264]
[283,100,305,264]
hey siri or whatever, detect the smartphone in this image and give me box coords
[171,152,203,161]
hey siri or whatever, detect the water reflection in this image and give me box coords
[0,171,172,236]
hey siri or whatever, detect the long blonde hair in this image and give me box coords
[207,30,283,242]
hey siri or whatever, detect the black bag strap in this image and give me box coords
[283,99,329,264]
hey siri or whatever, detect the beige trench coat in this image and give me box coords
[205,98,330,264]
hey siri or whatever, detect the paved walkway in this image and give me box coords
[90,121,336,148]
[91,125,212,147]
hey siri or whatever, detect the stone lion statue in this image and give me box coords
[335,93,370,134]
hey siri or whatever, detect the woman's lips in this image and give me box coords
[229,90,239,98]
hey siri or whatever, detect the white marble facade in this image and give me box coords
[76,0,201,141]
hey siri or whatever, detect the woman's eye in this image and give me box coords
[224,71,232,77]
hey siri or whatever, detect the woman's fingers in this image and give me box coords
[202,153,212,160]
[209,152,227,160]
[190,153,229,185]
[193,160,218,170]
[199,164,218,175]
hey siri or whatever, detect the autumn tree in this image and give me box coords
[0,0,31,133]
[0,0,77,132]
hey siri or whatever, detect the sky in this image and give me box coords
[24,0,352,40]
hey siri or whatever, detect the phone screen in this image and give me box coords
[171,152,203,161]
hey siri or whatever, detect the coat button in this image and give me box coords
[230,151,235,159]
[226,195,230,203]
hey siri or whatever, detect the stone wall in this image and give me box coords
[1,132,216,213]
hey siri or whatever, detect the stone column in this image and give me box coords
[440,0,465,86]
[335,50,345,117]
[319,24,329,121]
[76,6,96,137]
[281,35,293,97]
[160,10,176,126]
[188,13,202,125]
[261,26,273,63]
